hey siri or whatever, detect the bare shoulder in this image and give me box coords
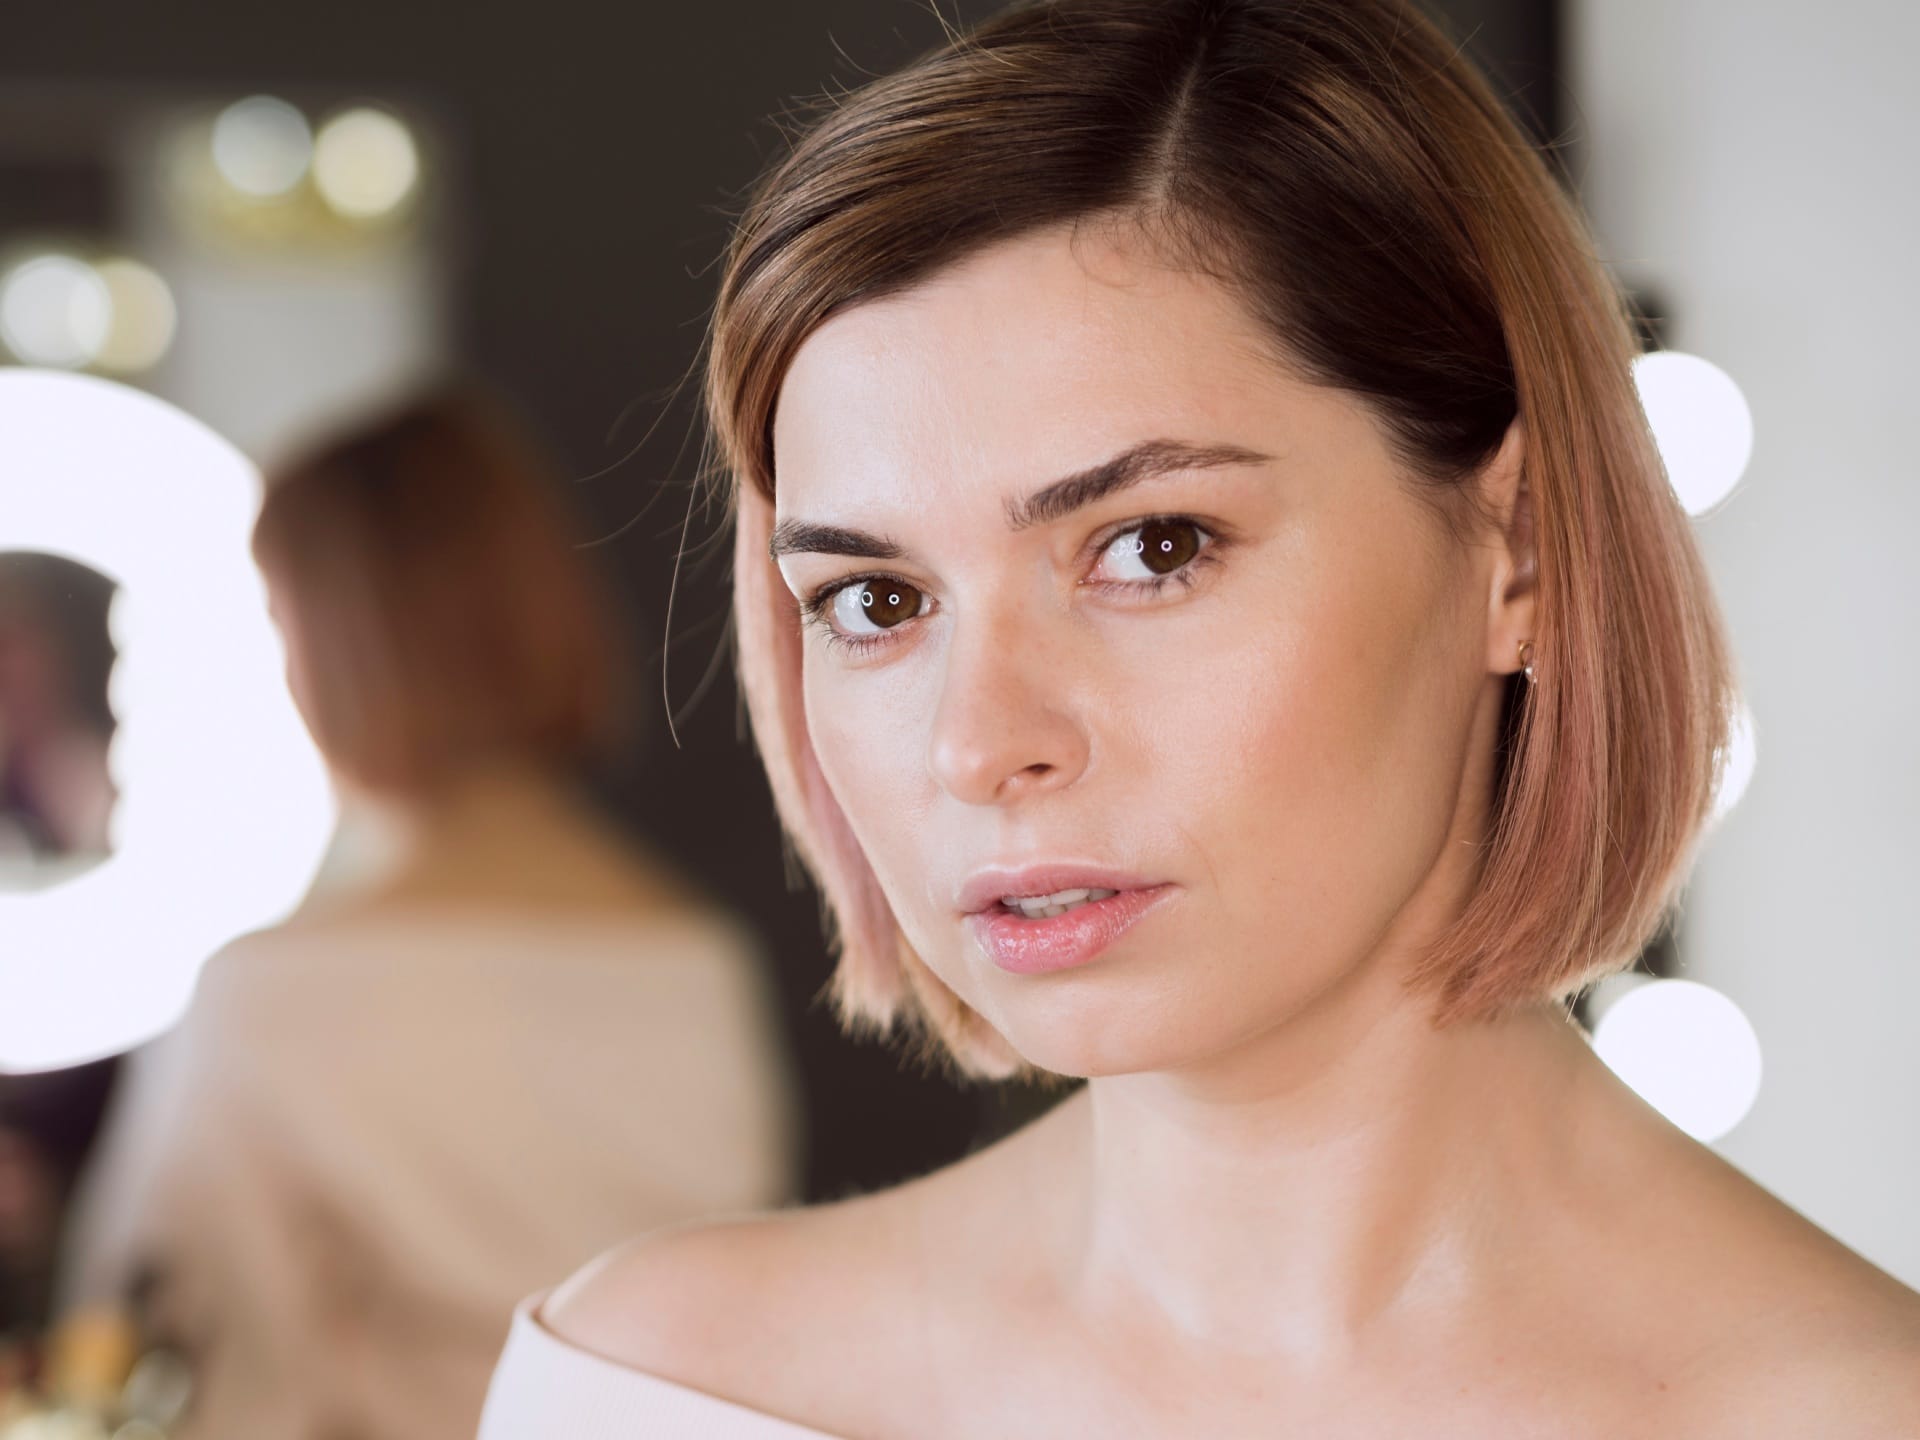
[1643,1141,1920,1436]
[538,1092,1077,1430]
[1677,1286,1920,1438]
[538,1188,945,1437]
[542,1196,888,1366]
[1728,1247,1920,1434]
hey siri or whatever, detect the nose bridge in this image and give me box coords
[926,585,1087,806]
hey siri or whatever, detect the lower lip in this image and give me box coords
[965,885,1176,975]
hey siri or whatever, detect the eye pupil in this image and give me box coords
[851,582,921,629]
[1136,519,1199,575]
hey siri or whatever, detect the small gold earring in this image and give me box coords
[1517,639,1536,683]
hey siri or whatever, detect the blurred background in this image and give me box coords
[0,0,1912,1432]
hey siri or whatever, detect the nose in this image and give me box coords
[926,597,1089,807]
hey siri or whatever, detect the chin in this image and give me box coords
[973,977,1230,1079]
[968,949,1360,1081]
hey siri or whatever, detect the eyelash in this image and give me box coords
[797,514,1223,659]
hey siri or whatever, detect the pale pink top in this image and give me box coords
[59,906,802,1440]
[479,1290,845,1438]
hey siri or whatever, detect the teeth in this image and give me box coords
[1003,887,1119,918]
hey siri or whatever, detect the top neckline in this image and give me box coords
[509,1291,850,1438]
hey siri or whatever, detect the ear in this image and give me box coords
[1480,416,1537,677]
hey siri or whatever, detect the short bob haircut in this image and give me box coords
[711,0,1738,1083]
[253,384,629,797]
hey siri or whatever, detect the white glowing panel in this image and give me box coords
[1592,978,1762,1142]
[1632,350,1755,517]
[0,370,334,1072]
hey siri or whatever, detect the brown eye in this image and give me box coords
[830,578,926,635]
[1136,519,1200,573]
[1103,518,1206,579]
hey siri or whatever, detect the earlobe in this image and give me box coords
[1494,479,1538,670]
[1481,418,1537,675]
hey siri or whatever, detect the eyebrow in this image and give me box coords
[766,438,1274,561]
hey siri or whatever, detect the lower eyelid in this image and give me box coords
[1127,551,1215,595]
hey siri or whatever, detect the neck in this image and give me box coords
[365,755,578,836]
[305,757,587,907]
[303,755,696,920]
[1054,966,1602,1365]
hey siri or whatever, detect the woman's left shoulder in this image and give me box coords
[1683,1294,1920,1437]
[1662,1165,1920,1434]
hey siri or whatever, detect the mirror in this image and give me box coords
[0,552,119,892]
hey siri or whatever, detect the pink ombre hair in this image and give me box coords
[709,0,1738,1083]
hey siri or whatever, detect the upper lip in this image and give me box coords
[956,863,1168,915]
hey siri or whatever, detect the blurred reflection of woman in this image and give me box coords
[58,385,802,1440]
[0,552,118,877]
[479,0,1920,1435]
[0,554,122,1340]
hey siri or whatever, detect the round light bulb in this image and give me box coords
[210,96,313,198]
[0,255,112,368]
[313,107,421,220]
[1633,349,1755,517]
[1711,697,1758,825]
[1591,978,1762,1142]
[93,258,179,374]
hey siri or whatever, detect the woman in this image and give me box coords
[58,386,801,1439]
[481,0,1920,1434]
[0,551,117,877]
[0,554,120,1340]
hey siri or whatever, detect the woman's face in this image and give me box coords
[771,222,1527,1077]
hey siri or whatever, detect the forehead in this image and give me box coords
[770,225,1314,516]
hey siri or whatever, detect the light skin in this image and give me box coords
[545,220,1920,1437]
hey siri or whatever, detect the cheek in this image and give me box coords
[802,657,940,911]
[1148,536,1475,988]
[1141,607,1369,936]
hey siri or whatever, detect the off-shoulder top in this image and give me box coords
[478,1292,847,1438]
